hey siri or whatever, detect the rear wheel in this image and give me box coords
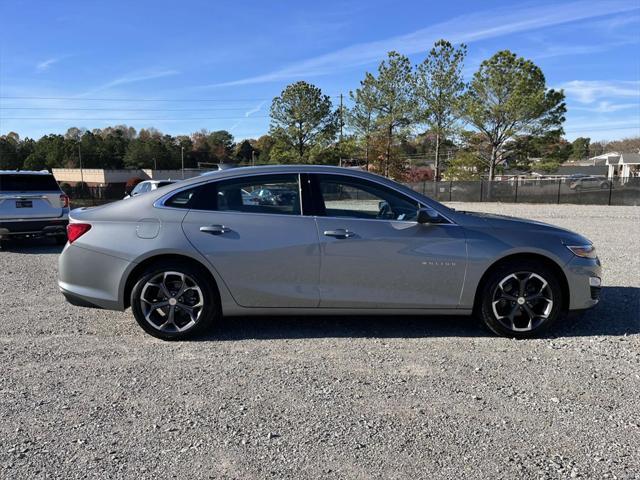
[478,261,563,338]
[130,262,218,340]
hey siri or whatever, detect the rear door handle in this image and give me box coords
[323,228,354,239]
[200,225,231,235]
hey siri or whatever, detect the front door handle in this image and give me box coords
[323,228,354,239]
[200,225,231,235]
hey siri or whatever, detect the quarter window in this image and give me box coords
[316,174,419,221]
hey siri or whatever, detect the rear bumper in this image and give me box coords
[0,217,68,238]
[58,243,130,311]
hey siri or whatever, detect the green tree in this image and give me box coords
[208,130,235,163]
[348,73,378,170]
[0,134,20,170]
[269,81,337,163]
[459,50,566,180]
[235,139,255,163]
[255,134,275,164]
[570,137,590,160]
[443,151,486,180]
[414,39,467,181]
[369,51,414,177]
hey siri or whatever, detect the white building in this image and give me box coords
[603,152,640,181]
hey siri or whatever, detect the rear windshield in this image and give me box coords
[157,181,175,188]
[0,174,60,192]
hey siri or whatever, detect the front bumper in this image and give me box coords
[0,217,68,238]
[565,256,602,310]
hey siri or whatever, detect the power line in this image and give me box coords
[0,95,273,102]
[0,106,264,112]
[0,95,342,102]
[0,116,271,120]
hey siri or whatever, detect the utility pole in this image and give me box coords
[251,150,256,167]
[181,146,185,179]
[153,157,157,171]
[339,93,344,167]
[78,145,84,186]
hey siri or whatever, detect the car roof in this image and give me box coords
[183,165,387,186]
[0,170,52,175]
[142,179,175,184]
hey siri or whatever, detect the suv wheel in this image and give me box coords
[130,262,218,340]
[478,261,563,338]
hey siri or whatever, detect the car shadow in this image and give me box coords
[0,237,65,254]
[552,286,640,338]
[195,286,638,341]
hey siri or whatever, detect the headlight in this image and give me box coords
[566,244,597,258]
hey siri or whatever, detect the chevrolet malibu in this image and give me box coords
[58,166,601,340]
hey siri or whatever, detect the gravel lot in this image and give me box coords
[1,203,639,479]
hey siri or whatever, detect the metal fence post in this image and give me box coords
[422,181,426,196]
[557,179,561,204]
[608,180,613,206]
[449,180,452,202]
[514,179,518,203]
[480,181,484,202]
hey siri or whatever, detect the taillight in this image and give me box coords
[67,223,91,243]
[60,194,69,208]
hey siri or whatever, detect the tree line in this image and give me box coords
[2,40,638,180]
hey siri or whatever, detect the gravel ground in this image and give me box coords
[1,203,639,479]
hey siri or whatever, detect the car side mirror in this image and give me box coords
[417,207,441,224]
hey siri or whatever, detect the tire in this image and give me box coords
[130,261,219,340]
[54,235,68,245]
[478,260,563,338]
[0,238,11,250]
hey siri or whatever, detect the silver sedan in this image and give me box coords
[58,166,602,340]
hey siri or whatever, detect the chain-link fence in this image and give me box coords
[404,177,640,206]
[59,183,126,207]
[58,177,640,207]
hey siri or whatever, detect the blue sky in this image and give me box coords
[1,0,639,141]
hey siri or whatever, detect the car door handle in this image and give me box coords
[323,228,354,238]
[200,225,231,235]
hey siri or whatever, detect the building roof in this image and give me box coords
[620,152,640,164]
[589,151,620,161]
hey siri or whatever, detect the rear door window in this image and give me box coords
[0,174,60,192]
[163,174,301,215]
[216,174,300,215]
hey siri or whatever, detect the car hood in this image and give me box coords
[458,211,592,245]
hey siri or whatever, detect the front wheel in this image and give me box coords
[478,261,563,338]
[130,262,218,340]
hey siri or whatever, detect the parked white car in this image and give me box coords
[124,180,176,199]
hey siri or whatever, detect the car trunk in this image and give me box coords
[0,174,64,220]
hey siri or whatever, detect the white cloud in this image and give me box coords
[200,0,639,88]
[244,100,266,117]
[561,80,640,103]
[36,57,62,72]
[572,101,640,113]
[80,70,180,96]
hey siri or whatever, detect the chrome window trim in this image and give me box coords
[154,172,305,217]
[153,168,456,224]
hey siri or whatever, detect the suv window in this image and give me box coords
[315,174,419,221]
[0,174,60,192]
